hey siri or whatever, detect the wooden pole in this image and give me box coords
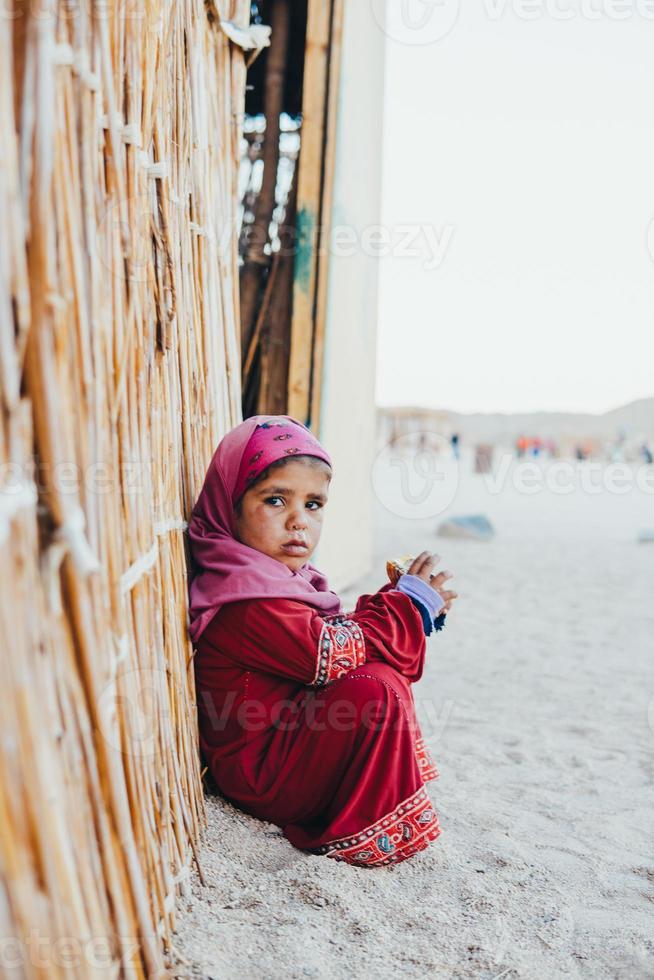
[310,0,345,435]
[239,0,291,368]
[286,0,343,429]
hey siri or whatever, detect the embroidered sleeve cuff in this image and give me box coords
[395,574,445,620]
[312,614,366,686]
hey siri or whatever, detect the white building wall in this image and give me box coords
[313,0,387,593]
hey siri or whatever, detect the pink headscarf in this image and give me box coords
[187,414,342,643]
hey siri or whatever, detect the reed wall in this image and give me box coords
[0,1,249,975]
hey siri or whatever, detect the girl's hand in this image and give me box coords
[407,551,458,614]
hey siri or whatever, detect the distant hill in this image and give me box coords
[377,398,654,445]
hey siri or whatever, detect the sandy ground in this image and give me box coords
[173,449,654,979]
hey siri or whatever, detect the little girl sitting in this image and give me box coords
[188,415,457,867]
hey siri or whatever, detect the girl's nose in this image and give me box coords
[287,509,307,529]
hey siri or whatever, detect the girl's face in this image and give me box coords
[234,459,331,571]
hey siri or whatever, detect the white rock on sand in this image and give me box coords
[173,451,654,979]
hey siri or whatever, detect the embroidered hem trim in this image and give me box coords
[415,735,439,782]
[312,614,366,686]
[317,786,441,867]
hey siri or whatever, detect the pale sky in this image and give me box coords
[375,5,654,415]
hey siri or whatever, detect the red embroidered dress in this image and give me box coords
[195,582,441,867]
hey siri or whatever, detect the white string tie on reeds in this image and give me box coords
[0,479,38,545]
[219,19,272,52]
[54,506,101,576]
[120,518,188,594]
[52,43,100,90]
[100,112,142,147]
[137,151,168,180]
[110,632,131,676]
[189,222,215,242]
[120,541,159,595]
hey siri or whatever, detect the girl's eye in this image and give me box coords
[264,496,323,510]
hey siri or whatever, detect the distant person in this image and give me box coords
[641,442,653,465]
[450,432,460,460]
[516,435,528,458]
[474,443,493,473]
[609,441,623,463]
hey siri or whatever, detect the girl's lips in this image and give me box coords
[282,542,308,552]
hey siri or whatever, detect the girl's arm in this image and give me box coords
[355,578,446,636]
[199,590,428,687]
